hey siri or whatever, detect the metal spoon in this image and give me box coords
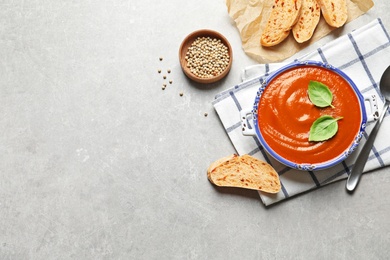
[346,65,390,192]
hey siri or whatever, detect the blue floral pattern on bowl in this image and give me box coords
[250,60,369,171]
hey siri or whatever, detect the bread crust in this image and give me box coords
[317,0,348,28]
[261,0,303,47]
[292,0,321,43]
[207,154,281,194]
[207,154,236,180]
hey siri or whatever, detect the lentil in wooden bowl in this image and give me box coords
[179,29,233,84]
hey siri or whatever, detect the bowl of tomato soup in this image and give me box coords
[242,60,376,171]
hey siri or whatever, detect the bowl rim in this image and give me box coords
[251,60,368,171]
[178,29,233,84]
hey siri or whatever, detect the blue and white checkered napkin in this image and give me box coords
[212,18,390,206]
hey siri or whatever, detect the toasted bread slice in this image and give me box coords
[207,154,281,193]
[261,0,302,47]
[317,0,348,28]
[292,0,321,43]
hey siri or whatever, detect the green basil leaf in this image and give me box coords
[309,115,343,142]
[308,81,334,108]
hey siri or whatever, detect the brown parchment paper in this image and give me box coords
[226,0,374,63]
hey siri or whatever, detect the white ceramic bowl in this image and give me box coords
[241,60,378,171]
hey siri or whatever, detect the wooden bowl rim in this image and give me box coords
[179,29,233,84]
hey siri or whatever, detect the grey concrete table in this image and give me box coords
[1,1,389,259]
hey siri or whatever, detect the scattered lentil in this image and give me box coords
[204,113,208,117]
[169,80,173,84]
[179,92,183,96]
[167,69,171,73]
[185,36,230,78]
[163,75,167,79]
[159,57,163,61]
[158,69,161,73]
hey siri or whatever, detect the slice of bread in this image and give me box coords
[292,0,321,43]
[317,0,348,28]
[207,154,281,193]
[260,0,302,47]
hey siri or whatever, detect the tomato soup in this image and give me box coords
[257,65,362,165]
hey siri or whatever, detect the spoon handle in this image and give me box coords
[346,100,390,191]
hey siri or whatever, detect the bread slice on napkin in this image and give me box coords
[207,154,281,193]
[292,0,321,43]
[317,0,348,28]
[260,0,302,47]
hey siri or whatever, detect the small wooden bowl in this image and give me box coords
[179,29,233,84]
